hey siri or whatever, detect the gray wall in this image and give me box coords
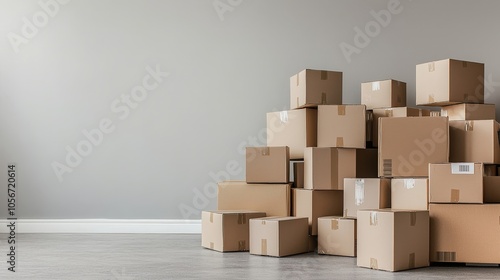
[0,0,499,219]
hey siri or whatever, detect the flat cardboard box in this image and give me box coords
[217,181,291,216]
[361,79,407,110]
[290,69,342,109]
[356,148,378,178]
[378,117,449,177]
[429,204,500,264]
[391,178,429,210]
[318,216,356,257]
[372,107,431,147]
[416,59,484,106]
[267,109,317,159]
[343,178,391,218]
[449,120,500,164]
[201,210,266,252]
[317,105,366,149]
[304,147,356,190]
[249,216,309,257]
[441,103,496,121]
[292,189,343,235]
[429,163,483,203]
[246,146,289,183]
[357,209,430,272]
[293,162,304,188]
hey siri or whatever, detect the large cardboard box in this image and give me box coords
[356,148,378,178]
[441,103,495,121]
[292,189,343,235]
[449,120,500,164]
[293,162,304,188]
[304,147,356,190]
[429,163,483,203]
[361,79,406,110]
[372,107,431,147]
[249,216,309,257]
[391,178,429,210]
[429,204,500,264]
[317,105,366,149]
[357,210,430,272]
[217,181,291,216]
[378,117,449,177]
[416,59,484,106]
[318,216,356,257]
[267,109,317,159]
[246,146,289,183]
[201,210,266,252]
[290,69,342,109]
[343,178,391,218]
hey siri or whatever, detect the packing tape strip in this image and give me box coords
[372,81,380,91]
[428,95,435,104]
[279,111,289,124]
[210,212,214,223]
[370,258,378,269]
[370,212,378,226]
[237,213,246,224]
[331,219,339,230]
[238,240,246,251]
[462,61,468,68]
[451,189,460,203]
[210,242,214,250]
[409,253,416,268]
[336,137,344,147]
[410,212,417,226]
[355,179,365,206]
[321,70,328,80]
[385,109,393,117]
[261,239,267,255]
[428,62,435,72]
[321,92,326,104]
[296,73,300,86]
[261,147,270,156]
[337,105,346,115]
[404,179,416,189]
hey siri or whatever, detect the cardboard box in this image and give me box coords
[217,181,291,216]
[249,216,309,257]
[267,109,317,159]
[378,117,449,177]
[429,204,500,264]
[304,147,356,190]
[292,189,343,235]
[391,178,429,210]
[449,120,500,164]
[357,210,430,272]
[343,178,391,218]
[201,210,266,252]
[429,163,483,203]
[246,146,289,183]
[372,107,431,147]
[441,103,495,121]
[416,59,484,106]
[293,162,304,188]
[318,216,356,257]
[317,105,366,149]
[361,79,407,110]
[290,69,342,109]
[356,148,378,178]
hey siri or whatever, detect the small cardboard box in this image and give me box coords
[249,216,309,257]
[343,178,391,218]
[429,163,483,203]
[304,147,356,190]
[290,69,342,109]
[318,216,356,257]
[292,189,343,235]
[267,109,317,159]
[391,178,429,210]
[378,117,449,177]
[429,204,500,264]
[201,210,266,252]
[293,162,304,188]
[416,59,484,106]
[357,210,430,272]
[317,105,366,149]
[217,181,291,216]
[361,79,406,110]
[449,120,500,164]
[246,146,289,183]
[441,103,496,121]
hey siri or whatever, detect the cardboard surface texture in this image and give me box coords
[317,105,366,148]
[304,147,356,190]
[441,103,495,121]
[290,69,342,109]
[343,178,391,218]
[361,79,407,110]
[318,216,356,257]
[246,146,289,183]
[391,178,429,210]
[449,120,500,164]
[429,163,483,203]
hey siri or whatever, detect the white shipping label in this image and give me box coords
[404,179,416,189]
[279,111,289,124]
[372,82,381,91]
[355,179,365,206]
[451,163,474,175]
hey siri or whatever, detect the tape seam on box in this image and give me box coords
[428,62,435,72]
[451,189,460,203]
[338,105,346,116]
[238,213,246,224]
[410,212,417,226]
[370,258,378,269]
[261,147,270,156]
[355,179,365,206]
[210,242,214,250]
[409,253,416,268]
[321,70,327,80]
[336,137,344,147]
[404,179,415,189]
[279,111,289,124]
[372,81,380,91]
[210,213,214,223]
[261,239,267,255]
[370,212,378,226]
[321,92,326,104]
[331,219,339,230]
[238,240,245,251]
[465,121,474,131]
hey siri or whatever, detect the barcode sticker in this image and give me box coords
[451,163,474,175]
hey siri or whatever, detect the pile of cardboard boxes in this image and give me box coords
[201,58,500,272]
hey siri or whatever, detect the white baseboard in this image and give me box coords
[0,219,201,234]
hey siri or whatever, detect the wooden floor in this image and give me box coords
[0,234,498,279]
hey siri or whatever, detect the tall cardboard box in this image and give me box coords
[449,120,500,164]
[441,103,495,121]
[343,178,391,218]
[429,204,500,264]
[416,59,484,106]
[361,79,406,110]
[217,181,291,216]
[293,162,304,188]
[201,210,266,252]
[304,147,356,190]
[378,117,449,177]
[317,105,366,149]
[290,69,342,109]
[318,216,356,257]
[249,216,309,257]
[391,178,428,210]
[429,163,483,203]
[267,109,317,159]
[246,146,289,183]
[356,148,378,178]
[357,210,430,272]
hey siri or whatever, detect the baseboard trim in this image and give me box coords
[0,219,201,234]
